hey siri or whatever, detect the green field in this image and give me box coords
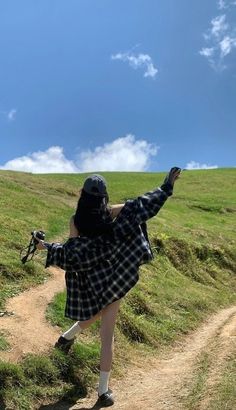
[0,168,235,409]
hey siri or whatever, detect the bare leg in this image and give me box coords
[97,299,121,398]
[62,311,101,340]
[79,311,101,330]
[100,299,121,371]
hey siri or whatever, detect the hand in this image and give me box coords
[167,167,181,187]
[36,240,46,250]
[161,167,181,195]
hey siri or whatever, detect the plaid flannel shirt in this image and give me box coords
[45,183,172,320]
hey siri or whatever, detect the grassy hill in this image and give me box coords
[0,168,235,409]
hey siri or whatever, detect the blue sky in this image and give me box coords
[0,0,235,173]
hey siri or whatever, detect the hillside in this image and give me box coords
[0,168,235,409]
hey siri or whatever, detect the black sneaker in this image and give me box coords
[96,389,114,407]
[54,336,75,353]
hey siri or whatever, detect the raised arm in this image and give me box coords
[113,167,181,236]
[132,167,180,222]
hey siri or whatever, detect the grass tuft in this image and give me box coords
[209,352,236,409]
[22,354,60,386]
[0,361,25,388]
[0,333,10,352]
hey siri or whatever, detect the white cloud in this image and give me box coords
[111,52,158,79]
[77,135,158,172]
[199,47,216,69]
[199,5,236,71]
[218,0,236,8]
[0,108,17,121]
[199,47,215,57]
[7,109,17,121]
[211,15,228,38]
[0,146,79,173]
[186,161,218,170]
[0,135,158,173]
[218,0,227,10]
[219,35,236,57]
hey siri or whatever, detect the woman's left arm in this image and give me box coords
[69,215,79,238]
[36,215,79,269]
[36,239,71,270]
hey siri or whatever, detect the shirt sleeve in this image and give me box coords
[45,239,80,270]
[44,238,105,271]
[113,183,172,238]
[45,242,66,269]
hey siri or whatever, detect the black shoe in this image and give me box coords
[54,336,75,353]
[96,389,114,407]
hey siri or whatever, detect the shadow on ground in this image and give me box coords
[39,397,107,410]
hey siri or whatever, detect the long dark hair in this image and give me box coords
[74,189,114,238]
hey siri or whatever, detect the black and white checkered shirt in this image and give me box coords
[45,184,172,320]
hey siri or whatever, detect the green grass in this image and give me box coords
[0,332,10,352]
[184,350,236,410]
[208,352,236,410]
[0,168,236,409]
[185,352,211,409]
[0,170,84,310]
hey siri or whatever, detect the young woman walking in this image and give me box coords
[36,168,180,407]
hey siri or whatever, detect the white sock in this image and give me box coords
[98,371,110,396]
[62,322,82,340]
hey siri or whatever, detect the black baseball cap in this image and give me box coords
[82,174,108,197]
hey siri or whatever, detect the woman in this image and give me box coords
[36,168,180,407]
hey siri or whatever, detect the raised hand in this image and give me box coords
[161,167,181,196]
[166,167,181,187]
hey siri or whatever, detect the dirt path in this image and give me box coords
[1,268,236,409]
[0,267,65,362]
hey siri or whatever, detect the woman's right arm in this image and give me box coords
[132,167,181,223]
[114,168,181,234]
